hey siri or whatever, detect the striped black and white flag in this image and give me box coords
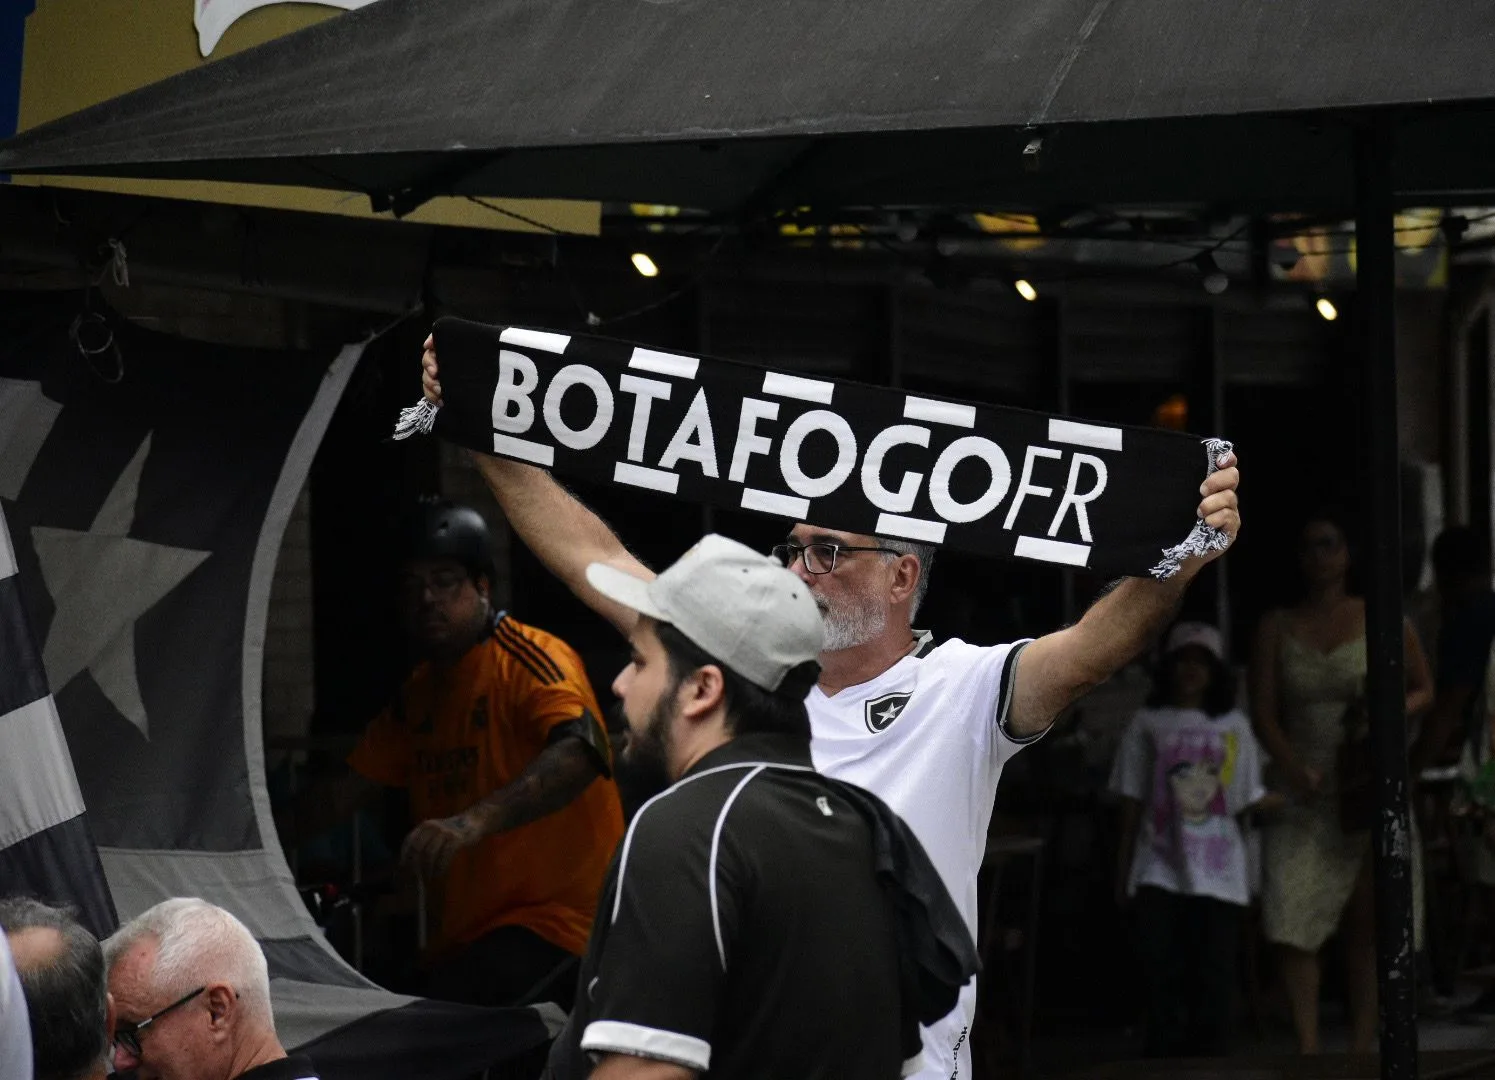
[0,496,117,939]
[0,294,555,1079]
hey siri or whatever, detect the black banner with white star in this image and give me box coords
[409,318,1229,579]
[1,298,326,852]
[0,293,553,1079]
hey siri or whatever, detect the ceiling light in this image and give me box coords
[630,252,659,277]
[1014,278,1038,302]
[1315,297,1338,321]
[1194,252,1229,295]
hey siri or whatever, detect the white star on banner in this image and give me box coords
[876,701,903,724]
[30,434,211,739]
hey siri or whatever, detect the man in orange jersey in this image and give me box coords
[308,499,623,1010]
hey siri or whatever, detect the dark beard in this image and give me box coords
[612,695,675,795]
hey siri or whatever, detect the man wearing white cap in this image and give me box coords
[544,535,975,1080]
[421,342,1241,1079]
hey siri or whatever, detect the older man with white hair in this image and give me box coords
[105,898,316,1080]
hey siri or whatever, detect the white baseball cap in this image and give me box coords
[1164,621,1225,660]
[585,534,824,692]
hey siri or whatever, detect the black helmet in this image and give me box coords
[399,498,497,587]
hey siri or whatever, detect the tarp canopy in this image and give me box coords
[2,0,1495,214]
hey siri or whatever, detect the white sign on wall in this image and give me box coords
[195,0,382,57]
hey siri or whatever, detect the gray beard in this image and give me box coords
[816,593,888,652]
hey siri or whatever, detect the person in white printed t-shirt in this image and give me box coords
[1109,622,1278,1058]
[420,340,1242,1080]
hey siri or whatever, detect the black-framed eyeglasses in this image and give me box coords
[771,542,901,575]
[114,986,205,1057]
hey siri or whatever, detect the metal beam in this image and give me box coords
[1355,112,1418,1080]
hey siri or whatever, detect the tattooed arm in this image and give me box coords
[400,735,604,879]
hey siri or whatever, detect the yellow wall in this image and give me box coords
[12,0,598,235]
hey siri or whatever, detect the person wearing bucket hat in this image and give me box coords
[1108,621,1273,1057]
[421,339,1240,1079]
[544,535,976,1080]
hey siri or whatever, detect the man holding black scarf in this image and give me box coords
[421,340,1241,1079]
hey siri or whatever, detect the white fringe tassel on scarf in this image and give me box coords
[392,398,441,441]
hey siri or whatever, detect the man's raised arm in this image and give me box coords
[423,336,651,636]
[1007,452,1241,736]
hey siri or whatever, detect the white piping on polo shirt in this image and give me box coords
[708,765,766,969]
[581,1019,712,1070]
[610,760,815,924]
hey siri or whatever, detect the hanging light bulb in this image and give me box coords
[1193,252,1229,296]
[631,252,660,278]
[1014,278,1038,302]
[1315,296,1338,321]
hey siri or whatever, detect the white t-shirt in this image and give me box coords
[810,633,1034,1080]
[1107,706,1266,907]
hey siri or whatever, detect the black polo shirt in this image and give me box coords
[547,733,922,1079]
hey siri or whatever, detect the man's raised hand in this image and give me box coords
[422,334,443,407]
[1196,450,1241,563]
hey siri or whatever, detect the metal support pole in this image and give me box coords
[1356,113,1418,1080]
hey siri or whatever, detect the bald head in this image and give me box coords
[0,899,111,1080]
[10,923,64,967]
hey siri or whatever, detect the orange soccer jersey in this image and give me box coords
[348,615,624,957]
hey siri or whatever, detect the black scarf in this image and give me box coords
[396,317,1229,579]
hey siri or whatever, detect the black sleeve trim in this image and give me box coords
[546,708,613,779]
[996,641,1046,745]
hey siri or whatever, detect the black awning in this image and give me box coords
[3,0,1495,212]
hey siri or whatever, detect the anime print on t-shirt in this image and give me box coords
[1109,706,1265,907]
[1151,727,1239,877]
